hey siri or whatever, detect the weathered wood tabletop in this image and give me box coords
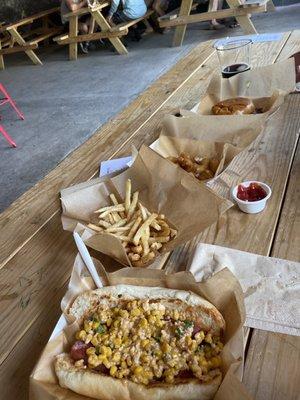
[0,30,299,400]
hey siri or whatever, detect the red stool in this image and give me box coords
[0,83,24,148]
[0,124,17,148]
[0,83,24,120]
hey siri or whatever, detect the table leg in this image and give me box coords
[172,0,193,47]
[42,16,50,46]
[69,15,78,60]
[91,9,128,55]
[227,0,257,34]
[0,39,4,70]
[7,27,43,65]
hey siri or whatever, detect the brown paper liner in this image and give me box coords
[196,58,296,116]
[30,253,253,400]
[60,145,232,268]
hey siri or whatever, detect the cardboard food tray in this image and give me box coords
[150,114,264,183]
[194,58,296,116]
[30,253,253,400]
[60,145,232,268]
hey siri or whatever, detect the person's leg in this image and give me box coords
[209,0,224,29]
[78,18,90,54]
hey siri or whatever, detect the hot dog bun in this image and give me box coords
[56,353,222,400]
[212,97,255,115]
[55,285,225,400]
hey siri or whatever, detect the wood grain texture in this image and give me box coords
[164,94,300,273]
[276,30,300,61]
[7,27,42,65]
[0,33,295,400]
[243,98,300,400]
[0,33,290,271]
[270,112,300,262]
[243,330,300,400]
[0,40,215,268]
[236,31,300,400]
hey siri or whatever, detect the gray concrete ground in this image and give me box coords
[0,5,299,212]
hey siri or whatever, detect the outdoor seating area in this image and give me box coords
[0,0,276,68]
[0,1,299,400]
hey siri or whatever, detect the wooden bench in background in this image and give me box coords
[0,7,63,70]
[159,0,274,47]
[54,3,154,60]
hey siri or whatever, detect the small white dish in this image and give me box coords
[231,180,272,214]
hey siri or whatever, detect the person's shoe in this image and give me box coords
[79,42,89,54]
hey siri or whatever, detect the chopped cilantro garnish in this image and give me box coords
[175,327,183,337]
[96,324,107,334]
[184,320,193,329]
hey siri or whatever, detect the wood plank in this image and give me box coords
[0,39,215,268]
[0,45,218,399]
[68,15,78,61]
[6,27,43,65]
[227,0,258,34]
[243,96,300,400]
[0,36,290,383]
[243,141,300,400]
[270,129,300,262]
[164,94,300,273]
[0,34,293,400]
[160,4,266,28]
[244,31,300,400]
[0,43,38,55]
[0,7,60,31]
[55,29,127,45]
[172,0,193,47]
[90,9,128,55]
[243,330,300,400]
[28,27,63,45]
[0,34,289,270]
[276,30,300,61]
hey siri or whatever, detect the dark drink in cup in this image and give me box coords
[215,39,252,79]
[222,62,250,79]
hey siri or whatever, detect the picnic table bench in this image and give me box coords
[0,7,63,70]
[0,30,299,399]
[159,0,275,47]
[54,2,154,59]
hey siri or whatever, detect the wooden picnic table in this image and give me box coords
[159,0,275,47]
[0,7,63,70]
[0,30,299,399]
[54,2,154,59]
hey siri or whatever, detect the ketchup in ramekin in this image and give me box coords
[237,182,267,202]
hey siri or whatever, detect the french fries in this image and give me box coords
[88,179,177,267]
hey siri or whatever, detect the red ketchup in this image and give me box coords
[237,182,267,202]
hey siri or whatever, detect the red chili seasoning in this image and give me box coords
[237,182,267,202]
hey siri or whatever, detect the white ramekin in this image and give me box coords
[231,181,272,214]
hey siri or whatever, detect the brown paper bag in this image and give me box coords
[151,113,263,182]
[60,145,232,267]
[159,113,263,149]
[196,58,296,116]
[30,253,253,400]
[151,135,241,180]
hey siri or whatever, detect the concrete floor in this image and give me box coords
[0,5,299,212]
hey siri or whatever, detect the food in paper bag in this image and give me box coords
[87,179,177,267]
[211,98,256,116]
[60,145,232,269]
[55,285,225,400]
[168,153,220,181]
[196,59,296,116]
